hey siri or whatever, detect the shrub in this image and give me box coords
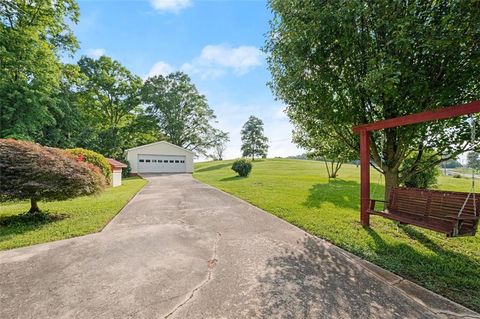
[121,158,132,178]
[67,148,112,180]
[0,139,107,214]
[231,159,252,177]
[452,173,462,179]
[402,163,439,190]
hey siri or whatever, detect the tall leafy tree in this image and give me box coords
[241,116,269,160]
[38,64,96,148]
[142,72,227,156]
[0,0,79,140]
[265,0,480,198]
[77,56,146,157]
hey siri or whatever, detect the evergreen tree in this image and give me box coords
[240,116,269,160]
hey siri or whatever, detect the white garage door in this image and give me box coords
[138,154,186,173]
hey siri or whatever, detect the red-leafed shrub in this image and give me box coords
[0,139,107,214]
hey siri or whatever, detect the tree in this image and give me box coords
[0,139,106,214]
[441,158,463,169]
[402,153,440,189]
[38,64,96,148]
[77,56,145,158]
[0,0,79,140]
[142,72,227,156]
[210,132,230,160]
[293,124,356,180]
[265,0,480,199]
[241,116,269,160]
[467,152,480,171]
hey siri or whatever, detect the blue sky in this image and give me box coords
[73,0,303,159]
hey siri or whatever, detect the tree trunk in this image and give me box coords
[384,168,399,202]
[324,159,332,181]
[28,198,41,215]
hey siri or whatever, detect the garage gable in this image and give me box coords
[126,141,194,156]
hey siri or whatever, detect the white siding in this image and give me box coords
[112,169,122,187]
[126,141,194,174]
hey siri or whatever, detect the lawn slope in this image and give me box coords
[0,177,147,251]
[194,159,480,312]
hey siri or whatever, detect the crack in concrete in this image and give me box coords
[164,232,222,318]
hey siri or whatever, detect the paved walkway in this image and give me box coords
[0,174,478,318]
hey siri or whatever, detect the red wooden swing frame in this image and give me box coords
[352,100,480,227]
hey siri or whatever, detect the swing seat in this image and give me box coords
[368,187,479,237]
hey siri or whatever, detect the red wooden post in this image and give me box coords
[359,130,370,226]
[352,100,480,227]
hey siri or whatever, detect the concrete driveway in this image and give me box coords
[0,174,477,318]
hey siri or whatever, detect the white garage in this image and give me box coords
[125,141,194,174]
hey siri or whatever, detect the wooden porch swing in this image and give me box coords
[352,101,480,237]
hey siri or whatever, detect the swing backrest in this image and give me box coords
[388,187,479,236]
[389,188,430,218]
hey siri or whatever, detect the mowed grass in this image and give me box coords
[194,159,480,311]
[0,176,147,251]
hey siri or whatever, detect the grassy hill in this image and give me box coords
[194,158,480,311]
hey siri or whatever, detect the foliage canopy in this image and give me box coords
[265,0,480,197]
[0,139,106,214]
[0,0,80,141]
[142,72,227,156]
[240,116,269,160]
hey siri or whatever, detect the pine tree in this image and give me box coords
[240,116,269,160]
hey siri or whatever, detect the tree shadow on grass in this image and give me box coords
[0,212,68,244]
[219,175,246,182]
[303,180,385,210]
[196,162,232,173]
[365,227,479,310]
[0,212,67,227]
[253,235,434,318]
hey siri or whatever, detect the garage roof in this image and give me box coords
[124,141,195,154]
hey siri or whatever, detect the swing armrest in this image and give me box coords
[368,199,389,212]
[444,214,479,221]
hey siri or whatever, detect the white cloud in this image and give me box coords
[86,48,106,59]
[199,45,264,74]
[181,44,264,79]
[182,62,226,80]
[274,106,288,120]
[150,0,192,13]
[145,61,175,79]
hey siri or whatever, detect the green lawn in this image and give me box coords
[0,176,147,251]
[194,159,480,312]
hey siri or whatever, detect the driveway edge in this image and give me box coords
[194,178,480,319]
[101,176,150,232]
